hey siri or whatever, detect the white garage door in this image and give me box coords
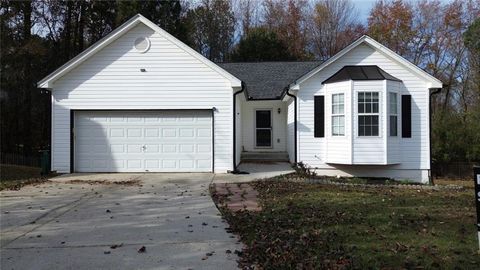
[74,111,212,172]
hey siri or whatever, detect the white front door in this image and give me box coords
[74,110,212,172]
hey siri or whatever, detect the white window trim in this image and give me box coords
[357,91,381,137]
[388,92,398,137]
[331,93,345,137]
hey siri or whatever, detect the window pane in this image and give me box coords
[390,115,397,136]
[358,115,379,136]
[332,94,344,114]
[256,110,271,128]
[366,125,372,136]
[389,93,397,114]
[366,103,372,113]
[359,125,365,136]
[332,115,344,136]
[358,102,364,113]
[358,92,365,102]
[372,103,379,113]
[372,124,379,136]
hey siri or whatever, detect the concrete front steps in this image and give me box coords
[240,151,289,162]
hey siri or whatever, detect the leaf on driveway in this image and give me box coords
[138,246,146,253]
[110,243,123,249]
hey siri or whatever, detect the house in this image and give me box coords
[38,14,442,183]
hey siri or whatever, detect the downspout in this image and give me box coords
[232,82,245,172]
[429,87,442,185]
[286,89,298,164]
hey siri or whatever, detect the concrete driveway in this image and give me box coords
[0,173,241,270]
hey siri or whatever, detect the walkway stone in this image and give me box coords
[211,183,261,212]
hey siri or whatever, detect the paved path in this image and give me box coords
[213,183,261,212]
[1,173,241,270]
[212,162,294,184]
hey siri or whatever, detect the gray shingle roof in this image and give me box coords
[218,61,323,100]
[322,65,401,84]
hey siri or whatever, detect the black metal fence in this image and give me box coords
[432,161,479,179]
[0,152,41,167]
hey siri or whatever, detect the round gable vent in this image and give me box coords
[134,37,150,53]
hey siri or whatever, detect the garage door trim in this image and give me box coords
[70,109,215,173]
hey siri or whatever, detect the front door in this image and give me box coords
[255,109,272,148]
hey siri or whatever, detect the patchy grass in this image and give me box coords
[435,178,474,189]
[0,164,49,190]
[219,180,479,269]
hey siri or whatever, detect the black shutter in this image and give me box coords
[401,95,412,138]
[314,96,325,137]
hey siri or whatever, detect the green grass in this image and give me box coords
[219,180,480,269]
[0,164,48,190]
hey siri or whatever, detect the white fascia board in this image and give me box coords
[290,36,368,89]
[282,89,297,102]
[37,15,143,88]
[363,37,443,88]
[38,14,241,89]
[137,16,241,88]
[290,35,443,90]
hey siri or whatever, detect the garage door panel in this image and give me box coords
[75,111,212,172]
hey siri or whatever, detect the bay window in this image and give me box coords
[358,92,379,136]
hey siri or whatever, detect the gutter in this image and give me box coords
[429,87,442,185]
[232,82,245,172]
[285,89,298,164]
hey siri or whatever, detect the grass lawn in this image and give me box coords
[218,180,479,269]
[0,164,49,190]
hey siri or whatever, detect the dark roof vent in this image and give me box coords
[322,65,401,84]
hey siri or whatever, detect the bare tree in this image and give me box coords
[308,0,363,60]
[189,0,236,62]
[262,0,311,59]
[234,0,262,35]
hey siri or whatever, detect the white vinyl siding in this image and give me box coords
[51,23,234,173]
[297,43,431,183]
[325,81,352,164]
[286,97,296,163]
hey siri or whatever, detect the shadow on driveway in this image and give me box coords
[1,173,241,270]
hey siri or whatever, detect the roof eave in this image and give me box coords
[290,35,443,89]
[37,14,143,89]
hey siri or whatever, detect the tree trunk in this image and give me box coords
[22,1,32,154]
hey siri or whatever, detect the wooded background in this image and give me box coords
[1,0,479,169]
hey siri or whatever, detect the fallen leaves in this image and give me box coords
[110,243,123,249]
[215,179,480,269]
